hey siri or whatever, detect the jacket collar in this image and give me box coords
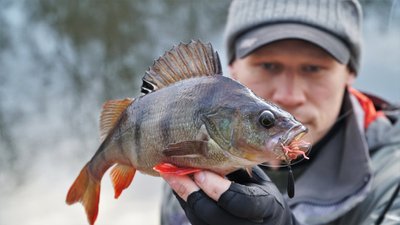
[288,91,373,224]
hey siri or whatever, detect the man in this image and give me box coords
[160,0,400,224]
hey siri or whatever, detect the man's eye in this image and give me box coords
[261,63,282,73]
[302,65,321,73]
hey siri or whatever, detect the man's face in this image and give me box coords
[229,40,355,144]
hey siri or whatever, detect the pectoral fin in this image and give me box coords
[154,141,209,175]
[153,163,202,175]
[162,140,209,158]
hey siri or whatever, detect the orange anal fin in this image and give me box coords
[110,164,136,199]
[153,163,201,176]
[66,164,100,225]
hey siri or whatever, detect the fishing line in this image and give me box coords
[287,164,295,198]
[259,137,313,169]
[375,180,400,225]
[280,140,296,198]
[259,106,354,198]
[259,108,353,169]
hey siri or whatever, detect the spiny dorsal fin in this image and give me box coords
[100,98,134,142]
[141,40,222,95]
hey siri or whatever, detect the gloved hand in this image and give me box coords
[162,166,297,225]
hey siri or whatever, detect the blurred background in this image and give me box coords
[0,0,399,224]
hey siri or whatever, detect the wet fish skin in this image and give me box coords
[66,41,310,225]
[117,74,300,175]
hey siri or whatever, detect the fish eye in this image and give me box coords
[259,110,275,128]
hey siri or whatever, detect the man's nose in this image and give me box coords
[270,74,306,109]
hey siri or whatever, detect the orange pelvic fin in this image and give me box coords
[153,163,202,176]
[110,164,136,199]
[66,164,100,225]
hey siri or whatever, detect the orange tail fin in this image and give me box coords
[110,164,136,199]
[66,164,100,225]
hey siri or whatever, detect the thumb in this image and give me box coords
[193,171,231,201]
[161,173,200,201]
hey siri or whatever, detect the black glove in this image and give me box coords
[174,166,297,225]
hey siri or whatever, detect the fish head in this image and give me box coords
[201,94,311,166]
[230,100,311,165]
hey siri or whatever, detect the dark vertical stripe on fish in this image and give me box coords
[194,78,220,121]
[159,87,179,147]
[117,137,126,161]
[89,150,113,180]
[133,109,143,162]
[116,113,127,159]
[159,111,171,148]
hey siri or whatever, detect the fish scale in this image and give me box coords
[125,78,214,171]
[66,41,311,225]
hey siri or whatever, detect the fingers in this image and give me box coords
[218,182,285,220]
[174,192,210,225]
[193,171,231,201]
[161,170,231,202]
[161,173,200,201]
[226,167,271,186]
[162,169,291,225]
[186,191,252,225]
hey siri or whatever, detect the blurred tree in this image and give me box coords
[0,0,230,187]
[25,0,229,99]
[0,0,397,188]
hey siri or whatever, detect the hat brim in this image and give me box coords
[235,23,350,64]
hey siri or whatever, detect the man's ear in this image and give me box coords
[346,71,356,86]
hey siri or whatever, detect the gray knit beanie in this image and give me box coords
[224,0,362,73]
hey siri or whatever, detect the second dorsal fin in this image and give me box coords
[141,40,222,95]
[99,98,134,142]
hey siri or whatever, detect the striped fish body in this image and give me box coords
[117,75,261,176]
[66,41,310,225]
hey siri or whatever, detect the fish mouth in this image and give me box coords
[281,124,308,145]
[278,125,311,161]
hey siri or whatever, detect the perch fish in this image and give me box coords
[66,40,310,224]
